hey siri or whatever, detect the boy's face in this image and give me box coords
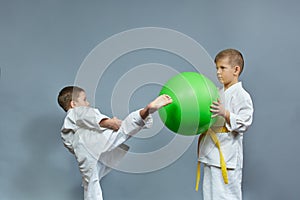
[215,58,239,89]
[72,91,90,108]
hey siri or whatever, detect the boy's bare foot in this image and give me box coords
[148,94,173,114]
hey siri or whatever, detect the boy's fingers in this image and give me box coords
[210,105,216,109]
[211,113,218,118]
[211,101,220,106]
[210,108,219,114]
[210,104,220,110]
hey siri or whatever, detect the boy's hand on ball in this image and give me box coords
[210,99,226,118]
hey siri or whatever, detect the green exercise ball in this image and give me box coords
[159,72,219,135]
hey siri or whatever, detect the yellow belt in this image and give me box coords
[195,126,229,191]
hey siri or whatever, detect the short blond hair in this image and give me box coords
[215,49,244,75]
[57,86,85,112]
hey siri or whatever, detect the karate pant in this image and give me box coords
[82,110,151,200]
[203,164,242,200]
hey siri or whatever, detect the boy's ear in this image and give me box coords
[70,100,76,108]
[234,65,241,76]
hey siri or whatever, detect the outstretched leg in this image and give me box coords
[140,94,172,119]
[104,94,172,151]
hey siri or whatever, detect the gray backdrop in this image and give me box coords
[1,0,299,200]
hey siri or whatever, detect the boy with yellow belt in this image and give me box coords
[196,49,254,200]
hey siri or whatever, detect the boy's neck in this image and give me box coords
[224,79,239,90]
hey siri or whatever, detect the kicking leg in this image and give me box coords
[105,94,172,150]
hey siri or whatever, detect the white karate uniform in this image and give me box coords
[61,106,153,200]
[199,82,254,200]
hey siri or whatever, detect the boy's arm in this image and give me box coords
[99,117,122,131]
[73,107,116,131]
[210,97,253,132]
[227,98,253,132]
